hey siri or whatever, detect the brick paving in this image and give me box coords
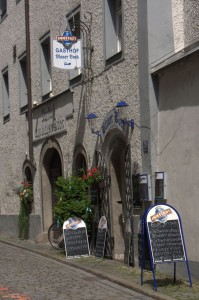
[0,236,198,300]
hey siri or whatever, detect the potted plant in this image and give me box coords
[16,181,33,239]
[53,175,93,226]
[81,167,104,189]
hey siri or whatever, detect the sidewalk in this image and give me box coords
[0,235,198,300]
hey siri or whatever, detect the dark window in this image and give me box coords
[0,0,7,21]
[2,67,10,122]
[104,0,123,64]
[66,7,82,81]
[19,54,28,113]
[40,34,52,98]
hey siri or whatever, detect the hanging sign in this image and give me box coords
[95,216,107,258]
[52,39,82,70]
[63,217,90,258]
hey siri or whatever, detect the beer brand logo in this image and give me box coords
[57,30,77,48]
[64,217,83,230]
[151,206,172,223]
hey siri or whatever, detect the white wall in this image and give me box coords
[157,52,199,261]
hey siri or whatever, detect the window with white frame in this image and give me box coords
[2,67,10,122]
[40,33,52,99]
[19,53,28,112]
[0,0,7,21]
[104,0,123,63]
[66,6,82,81]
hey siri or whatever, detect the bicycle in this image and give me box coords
[48,220,65,250]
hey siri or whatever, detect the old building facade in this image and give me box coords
[0,0,199,277]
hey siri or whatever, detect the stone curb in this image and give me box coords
[0,238,174,300]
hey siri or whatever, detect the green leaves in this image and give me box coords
[53,175,93,225]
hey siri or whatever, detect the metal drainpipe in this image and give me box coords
[25,0,33,163]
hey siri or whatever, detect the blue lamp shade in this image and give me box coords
[115,100,129,108]
[86,113,98,120]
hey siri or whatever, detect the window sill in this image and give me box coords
[3,114,10,124]
[105,51,124,69]
[0,13,8,23]
[20,105,28,114]
[69,73,82,87]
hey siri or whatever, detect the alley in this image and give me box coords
[0,242,154,300]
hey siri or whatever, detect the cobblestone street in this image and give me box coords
[0,243,154,300]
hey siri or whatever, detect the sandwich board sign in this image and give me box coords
[140,204,192,291]
[95,216,107,259]
[63,217,89,258]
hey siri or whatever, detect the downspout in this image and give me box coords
[25,0,34,163]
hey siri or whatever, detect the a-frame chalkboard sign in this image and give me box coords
[63,217,90,258]
[95,216,107,259]
[141,204,192,291]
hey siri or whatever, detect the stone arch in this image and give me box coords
[72,144,88,176]
[101,128,128,261]
[40,138,64,231]
[22,159,36,213]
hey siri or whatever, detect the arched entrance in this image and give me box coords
[109,136,127,261]
[100,129,133,263]
[40,139,63,232]
[73,145,88,175]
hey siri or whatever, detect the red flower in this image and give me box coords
[91,167,97,173]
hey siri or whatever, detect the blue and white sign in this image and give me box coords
[52,40,82,70]
[57,30,77,48]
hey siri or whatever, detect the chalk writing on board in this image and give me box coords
[96,228,106,258]
[64,227,89,257]
[148,220,185,263]
[63,217,89,258]
[95,216,107,258]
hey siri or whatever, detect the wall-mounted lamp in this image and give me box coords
[115,101,134,129]
[86,113,101,136]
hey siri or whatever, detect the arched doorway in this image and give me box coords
[109,137,127,261]
[73,145,88,175]
[40,139,63,232]
[100,129,133,263]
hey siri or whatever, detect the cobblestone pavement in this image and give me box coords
[0,243,154,300]
[0,236,198,300]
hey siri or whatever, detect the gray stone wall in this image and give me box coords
[0,0,141,233]
[0,1,28,216]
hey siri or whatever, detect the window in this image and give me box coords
[66,7,82,82]
[40,33,52,99]
[19,53,28,112]
[0,0,7,21]
[104,0,123,64]
[2,67,9,122]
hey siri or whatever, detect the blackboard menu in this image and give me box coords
[63,217,89,258]
[146,205,185,263]
[95,216,107,259]
[96,228,106,258]
[141,204,192,290]
[148,220,185,263]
